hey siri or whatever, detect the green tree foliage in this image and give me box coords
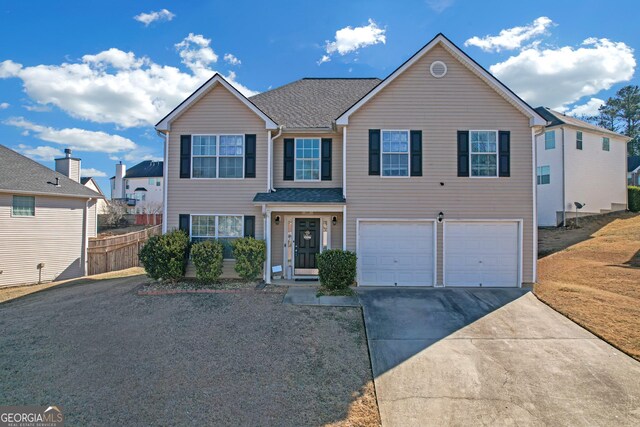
[587,85,640,155]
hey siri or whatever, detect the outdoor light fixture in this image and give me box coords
[275,215,281,225]
[332,216,337,226]
[437,212,444,223]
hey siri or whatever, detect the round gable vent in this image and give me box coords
[430,61,447,78]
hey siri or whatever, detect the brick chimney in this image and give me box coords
[54,148,81,182]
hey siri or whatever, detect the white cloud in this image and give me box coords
[23,103,51,112]
[0,102,8,109]
[81,167,107,178]
[134,9,175,26]
[490,38,635,109]
[320,19,386,64]
[109,147,162,163]
[465,17,554,52]
[223,53,241,66]
[565,97,605,117]
[5,117,137,153]
[14,144,64,161]
[426,0,454,13]
[0,34,257,128]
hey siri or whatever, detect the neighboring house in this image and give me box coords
[110,160,164,214]
[81,177,108,214]
[0,145,102,287]
[534,107,630,227]
[629,156,640,186]
[155,33,547,287]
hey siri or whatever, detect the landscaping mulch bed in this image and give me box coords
[138,278,285,295]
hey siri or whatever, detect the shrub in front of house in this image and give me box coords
[139,230,190,281]
[232,237,266,281]
[629,186,640,212]
[317,249,357,290]
[190,240,224,283]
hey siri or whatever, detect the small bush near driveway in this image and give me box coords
[317,250,357,292]
[191,240,224,283]
[232,237,266,281]
[629,186,640,212]
[139,230,189,282]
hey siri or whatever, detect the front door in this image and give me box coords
[295,218,320,275]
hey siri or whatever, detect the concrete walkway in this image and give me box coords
[358,288,640,426]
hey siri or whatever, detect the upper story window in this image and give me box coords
[295,138,320,181]
[537,165,550,185]
[12,195,35,216]
[470,130,498,177]
[192,135,244,179]
[381,130,409,177]
[576,131,583,150]
[125,180,130,190]
[545,131,555,150]
[148,178,161,186]
[602,137,610,151]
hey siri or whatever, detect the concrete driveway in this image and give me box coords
[358,288,640,426]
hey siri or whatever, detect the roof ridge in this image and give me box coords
[301,77,381,80]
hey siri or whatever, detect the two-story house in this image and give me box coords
[155,33,547,287]
[110,160,164,214]
[534,107,629,227]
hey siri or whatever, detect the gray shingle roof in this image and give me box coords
[535,107,629,139]
[253,188,345,204]
[249,78,381,129]
[629,156,640,173]
[125,160,163,178]
[0,144,102,198]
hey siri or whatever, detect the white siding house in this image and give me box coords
[110,160,164,214]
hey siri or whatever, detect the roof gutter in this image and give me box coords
[0,189,104,199]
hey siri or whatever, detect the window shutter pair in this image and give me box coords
[179,214,255,238]
[179,134,256,178]
[283,138,332,181]
[457,131,510,177]
[368,130,422,176]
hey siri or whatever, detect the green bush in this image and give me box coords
[139,230,190,281]
[190,240,224,282]
[317,249,357,290]
[232,237,266,281]
[629,186,640,212]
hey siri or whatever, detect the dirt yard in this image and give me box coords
[535,211,640,360]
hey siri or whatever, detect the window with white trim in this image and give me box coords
[470,130,498,177]
[537,165,550,185]
[381,130,409,177]
[191,214,243,258]
[545,131,555,150]
[12,195,35,216]
[192,135,244,179]
[295,138,320,181]
[576,131,583,150]
[602,137,610,151]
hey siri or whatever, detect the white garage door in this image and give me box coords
[359,221,435,286]
[444,221,520,287]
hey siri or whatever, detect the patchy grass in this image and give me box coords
[317,287,357,297]
[535,212,640,361]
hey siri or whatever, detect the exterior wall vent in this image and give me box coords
[430,61,447,78]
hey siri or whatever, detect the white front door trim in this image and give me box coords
[282,214,332,280]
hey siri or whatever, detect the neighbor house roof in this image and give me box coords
[253,188,345,204]
[125,160,163,178]
[629,156,640,173]
[0,144,102,198]
[535,107,631,140]
[249,78,381,129]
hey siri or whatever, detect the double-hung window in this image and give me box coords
[192,135,244,179]
[470,130,498,177]
[381,130,409,177]
[537,165,550,185]
[576,131,583,150]
[602,137,610,151]
[295,138,320,181]
[545,131,555,150]
[191,214,243,258]
[12,195,35,216]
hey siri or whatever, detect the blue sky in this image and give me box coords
[1,0,638,195]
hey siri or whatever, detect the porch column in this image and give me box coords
[266,208,272,284]
[342,205,347,250]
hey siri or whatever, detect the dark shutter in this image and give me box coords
[321,138,332,181]
[283,138,294,181]
[457,131,469,177]
[180,135,191,179]
[244,134,256,178]
[410,130,422,177]
[498,131,510,177]
[369,129,381,176]
[179,214,190,236]
[244,216,255,238]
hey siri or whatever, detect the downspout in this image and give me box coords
[561,127,566,227]
[82,198,92,276]
[269,126,283,192]
[161,131,169,233]
[342,126,347,199]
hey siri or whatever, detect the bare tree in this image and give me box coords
[104,200,128,228]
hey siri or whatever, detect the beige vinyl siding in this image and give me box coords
[345,44,535,284]
[87,200,97,238]
[0,193,88,286]
[166,84,268,239]
[272,133,343,188]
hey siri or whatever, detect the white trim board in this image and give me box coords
[281,214,332,280]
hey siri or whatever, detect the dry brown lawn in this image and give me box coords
[535,212,640,361]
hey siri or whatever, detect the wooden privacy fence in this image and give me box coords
[87,225,161,275]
